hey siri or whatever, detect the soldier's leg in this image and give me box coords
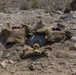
[21,46,34,58]
[15,37,25,46]
[5,37,15,45]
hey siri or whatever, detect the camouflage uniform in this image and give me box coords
[1,21,73,58]
[20,20,72,58]
[35,23,73,43]
[21,45,52,58]
[1,23,32,46]
[45,30,73,43]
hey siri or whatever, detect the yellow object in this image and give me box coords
[33,43,40,50]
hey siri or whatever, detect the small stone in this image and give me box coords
[71,72,76,75]
[16,46,22,51]
[36,65,42,70]
[44,49,51,57]
[29,64,35,71]
[70,37,76,42]
[8,59,14,64]
[69,46,76,50]
[36,16,42,18]
[44,51,50,57]
[0,51,3,57]
[56,11,63,14]
[0,60,8,68]
[41,63,45,68]
[6,53,10,57]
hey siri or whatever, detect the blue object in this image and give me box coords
[27,34,46,47]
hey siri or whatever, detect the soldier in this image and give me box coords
[1,23,32,46]
[21,43,52,58]
[45,30,73,43]
[35,22,72,43]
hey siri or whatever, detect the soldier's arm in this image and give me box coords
[36,28,48,34]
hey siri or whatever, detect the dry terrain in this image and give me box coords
[0,0,76,75]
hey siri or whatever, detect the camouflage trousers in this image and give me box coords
[21,45,52,58]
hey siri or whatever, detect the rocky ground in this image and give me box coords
[0,0,76,75]
[0,0,72,12]
[0,8,76,75]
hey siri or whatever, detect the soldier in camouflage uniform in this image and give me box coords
[21,43,52,58]
[0,20,73,58]
[1,23,32,46]
[20,21,73,58]
[21,20,52,58]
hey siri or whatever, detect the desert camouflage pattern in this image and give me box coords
[1,23,31,46]
[0,21,73,58]
[45,30,73,43]
[21,45,52,58]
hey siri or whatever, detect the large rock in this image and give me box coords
[66,11,76,19]
[64,0,76,13]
